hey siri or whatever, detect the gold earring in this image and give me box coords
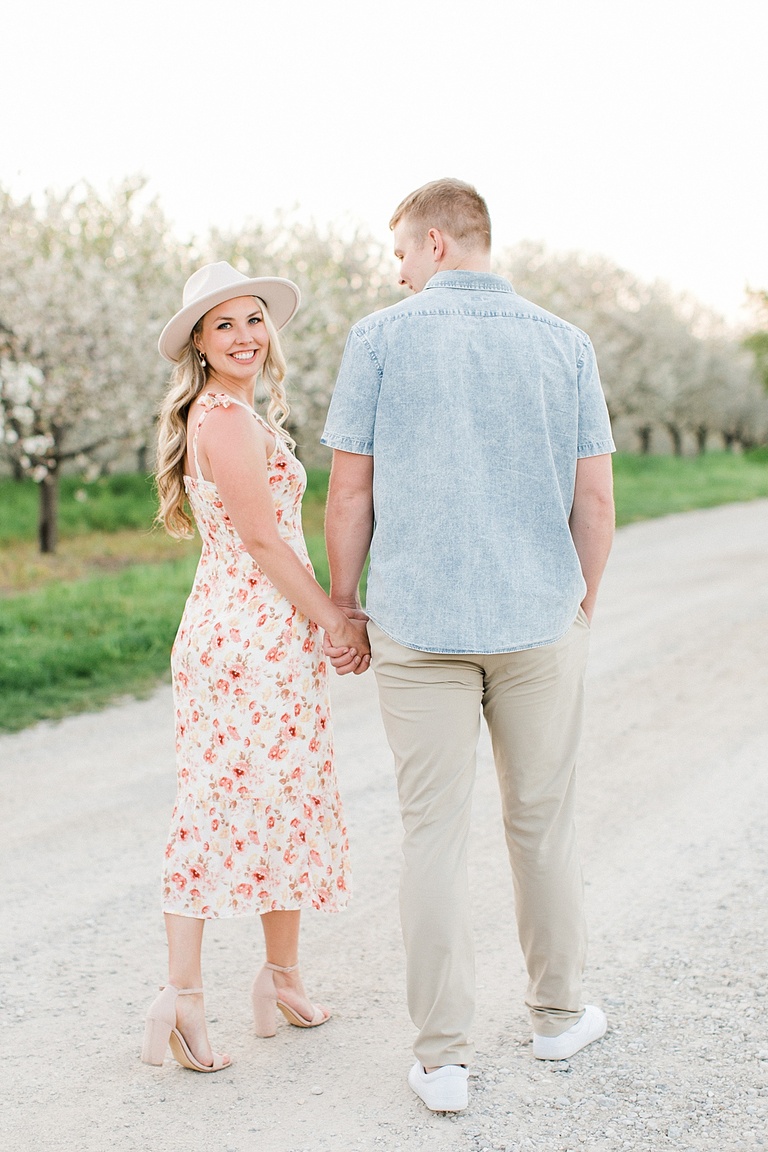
[197,350,207,368]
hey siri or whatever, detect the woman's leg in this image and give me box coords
[260,910,329,1022]
[164,912,225,1066]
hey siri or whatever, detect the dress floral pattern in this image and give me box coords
[162,392,350,918]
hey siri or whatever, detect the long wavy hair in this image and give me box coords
[154,299,293,538]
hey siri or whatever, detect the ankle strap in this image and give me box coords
[264,962,298,973]
[162,984,204,995]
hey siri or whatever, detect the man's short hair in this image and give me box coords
[389,178,491,250]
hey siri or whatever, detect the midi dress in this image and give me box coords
[161,392,350,918]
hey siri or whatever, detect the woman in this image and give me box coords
[143,261,369,1072]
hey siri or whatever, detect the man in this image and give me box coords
[322,179,615,1113]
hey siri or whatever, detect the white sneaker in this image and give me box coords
[532,1005,607,1060]
[407,1063,469,1111]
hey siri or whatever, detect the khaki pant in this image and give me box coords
[369,613,591,1068]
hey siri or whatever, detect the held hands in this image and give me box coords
[324,607,371,676]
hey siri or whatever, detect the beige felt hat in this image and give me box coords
[158,261,301,362]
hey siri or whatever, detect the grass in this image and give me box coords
[0,558,199,730]
[613,450,768,525]
[0,452,766,733]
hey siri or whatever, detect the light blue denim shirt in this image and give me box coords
[321,270,615,654]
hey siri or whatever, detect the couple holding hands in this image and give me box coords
[143,178,615,1113]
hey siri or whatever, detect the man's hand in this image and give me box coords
[323,607,371,676]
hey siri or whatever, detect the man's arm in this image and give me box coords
[325,449,375,609]
[569,453,615,622]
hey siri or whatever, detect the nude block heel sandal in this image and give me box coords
[251,962,330,1037]
[141,984,231,1072]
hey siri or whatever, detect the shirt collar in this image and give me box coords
[423,270,514,293]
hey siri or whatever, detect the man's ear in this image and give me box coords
[427,228,446,262]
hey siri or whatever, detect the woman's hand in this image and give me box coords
[324,609,371,676]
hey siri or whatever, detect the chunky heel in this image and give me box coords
[251,962,330,1035]
[140,984,231,1072]
[142,1013,173,1065]
[251,967,278,1037]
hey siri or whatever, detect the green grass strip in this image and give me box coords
[613,450,768,525]
[1,452,766,733]
[0,556,198,732]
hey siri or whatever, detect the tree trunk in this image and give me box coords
[637,425,653,454]
[38,465,59,554]
[136,442,148,473]
[666,423,683,456]
[695,426,708,455]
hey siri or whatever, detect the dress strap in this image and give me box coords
[192,392,279,479]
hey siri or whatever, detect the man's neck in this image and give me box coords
[435,249,492,276]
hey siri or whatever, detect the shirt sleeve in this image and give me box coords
[576,336,616,458]
[321,327,381,456]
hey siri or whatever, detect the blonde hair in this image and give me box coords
[155,298,293,538]
[389,178,491,250]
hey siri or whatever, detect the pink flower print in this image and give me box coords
[302,637,315,653]
[211,819,219,831]
[203,748,217,764]
[294,703,302,717]
[248,830,260,844]
[219,775,233,792]
[257,614,267,626]
[234,838,246,853]
[190,866,202,880]
[236,883,253,898]
[291,766,302,780]
[310,849,323,867]
[171,872,187,890]
[228,661,246,681]
[179,827,190,841]
[216,678,230,694]
[268,744,288,761]
[276,509,283,523]
[283,848,298,864]
[251,711,262,726]
[232,760,248,778]
[229,628,241,642]
[227,564,238,578]
[224,855,234,871]
[265,646,284,663]
[191,710,199,722]
[308,737,320,753]
[227,724,240,739]
[200,651,213,667]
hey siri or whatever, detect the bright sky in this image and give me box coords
[3,0,766,323]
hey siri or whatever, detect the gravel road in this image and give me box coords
[1,500,767,1152]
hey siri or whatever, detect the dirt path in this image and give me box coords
[1,501,766,1152]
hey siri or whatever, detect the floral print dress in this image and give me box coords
[161,392,350,918]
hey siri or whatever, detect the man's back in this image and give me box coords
[322,270,614,654]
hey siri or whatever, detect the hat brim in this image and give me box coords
[158,277,300,363]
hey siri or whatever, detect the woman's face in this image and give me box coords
[194,295,270,381]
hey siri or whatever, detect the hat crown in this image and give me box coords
[182,261,250,308]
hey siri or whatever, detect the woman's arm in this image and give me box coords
[196,404,370,665]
